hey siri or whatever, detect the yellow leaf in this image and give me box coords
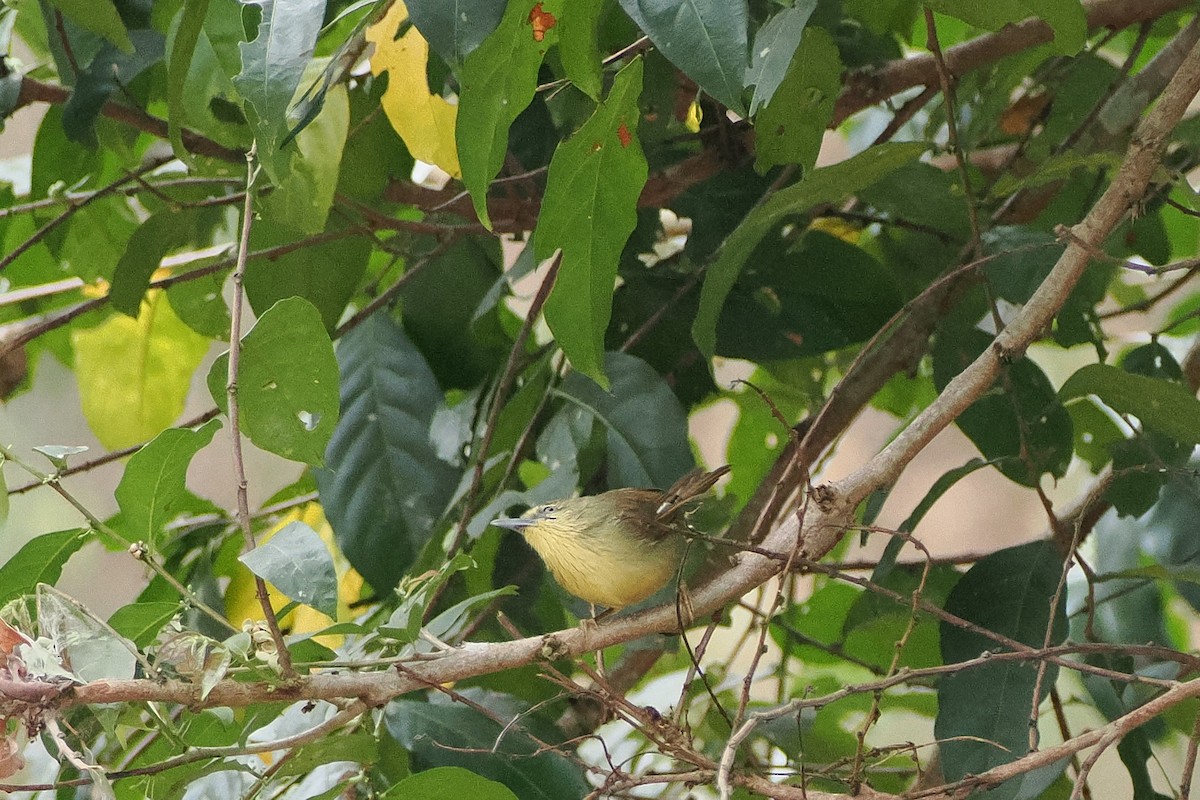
[366,1,461,177]
[73,291,210,449]
[225,503,365,649]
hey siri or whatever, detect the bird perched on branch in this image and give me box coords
[491,466,731,612]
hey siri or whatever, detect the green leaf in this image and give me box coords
[1060,364,1200,445]
[207,297,340,466]
[559,351,693,489]
[753,26,839,173]
[934,327,1073,486]
[745,0,816,115]
[314,313,458,592]
[274,731,379,779]
[617,0,748,113]
[559,0,603,100]
[457,0,559,228]
[405,0,507,67]
[936,540,1070,799]
[233,0,323,169]
[244,220,370,331]
[114,419,223,550]
[62,30,165,148]
[110,209,200,317]
[536,58,648,387]
[166,0,212,158]
[166,265,233,340]
[239,521,337,617]
[108,601,181,648]
[382,767,517,800]
[385,690,588,800]
[260,82,349,235]
[693,141,926,359]
[73,292,212,449]
[42,0,132,53]
[0,530,86,606]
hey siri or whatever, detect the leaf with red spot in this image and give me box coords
[528,2,557,42]
[535,59,648,388]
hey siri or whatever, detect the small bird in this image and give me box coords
[491,466,731,611]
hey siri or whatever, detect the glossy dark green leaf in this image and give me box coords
[114,419,222,549]
[1134,465,1200,614]
[405,0,507,67]
[745,0,815,115]
[108,601,181,648]
[382,767,517,800]
[0,530,86,606]
[232,0,323,168]
[207,297,340,466]
[457,0,558,229]
[314,313,457,592]
[694,141,926,359]
[239,521,337,617]
[934,328,1073,486]
[536,58,648,387]
[1060,364,1200,445]
[1066,397,1124,472]
[384,689,588,800]
[63,29,165,147]
[559,350,693,489]
[983,226,1062,305]
[753,26,839,173]
[617,0,748,113]
[1105,432,1189,518]
[936,540,1069,799]
[559,0,603,99]
[110,209,200,317]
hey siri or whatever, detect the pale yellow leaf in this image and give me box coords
[366,1,461,178]
[73,291,211,449]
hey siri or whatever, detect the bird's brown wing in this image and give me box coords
[654,465,731,523]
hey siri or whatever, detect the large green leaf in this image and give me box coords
[108,601,182,648]
[207,297,340,466]
[239,521,337,617]
[233,0,323,170]
[42,0,132,53]
[74,292,212,449]
[933,327,1073,486]
[0,530,87,606]
[243,219,370,331]
[924,0,1084,54]
[404,0,507,67]
[382,767,517,800]
[558,0,603,100]
[753,26,840,173]
[745,0,816,115]
[166,0,212,157]
[114,419,223,550]
[385,689,588,800]
[936,540,1070,800]
[63,30,165,148]
[536,58,648,388]
[693,141,926,359]
[110,209,202,317]
[618,0,748,113]
[1060,364,1200,446]
[314,313,458,592]
[559,350,693,489]
[457,0,560,229]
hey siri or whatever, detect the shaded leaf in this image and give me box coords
[745,0,816,115]
[314,313,458,592]
[166,0,212,157]
[694,141,926,358]
[754,26,839,173]
[405,0,507,67]
[63,30,165,148]
[43,0,132,53]
[110,209,201,317]
[558,350,693,489]
[1060,364,1200,445]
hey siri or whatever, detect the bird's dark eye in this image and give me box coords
[542,504,557,515]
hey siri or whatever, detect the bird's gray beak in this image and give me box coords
[491,517,534,531]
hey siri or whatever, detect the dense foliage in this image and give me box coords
[0,0,1199,797]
